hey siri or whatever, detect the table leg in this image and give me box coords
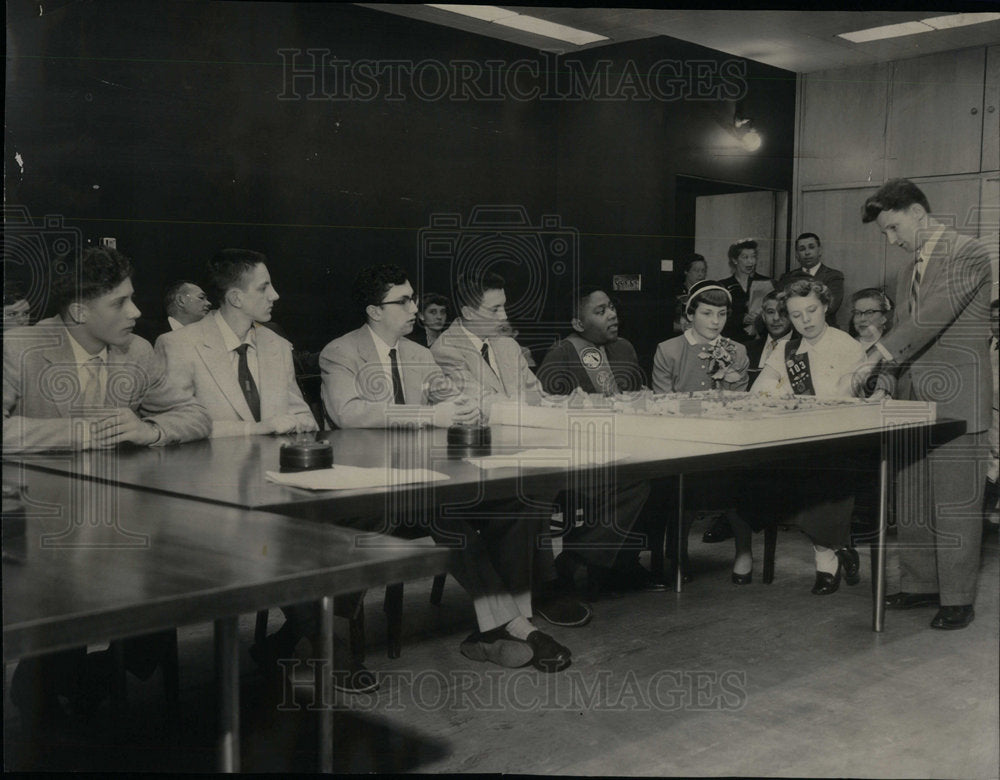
[873,451,889,633]
[317,595,334,773]
[214,616,240,773]
[675,474,685,594]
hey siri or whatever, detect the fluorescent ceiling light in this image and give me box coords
[494,15,608,45]
[426,4,608,45]
[426,5,515,23]
[837,21,934,43]
[921,12,1000,30]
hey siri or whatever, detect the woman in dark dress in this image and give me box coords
[719,238,773,344]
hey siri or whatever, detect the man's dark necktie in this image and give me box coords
[234,343,261,422]
[388,347,405,404]
[481,342,493,370]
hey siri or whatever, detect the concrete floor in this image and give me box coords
[5,524,998,776]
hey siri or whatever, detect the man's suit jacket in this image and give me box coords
[3,316,211,451]
[881,227,993,431]
[320,325,456,428]
[430,320,542,413]
[778,263,846,325]
[155,311,316,438]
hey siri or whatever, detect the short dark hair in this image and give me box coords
[761,288,782,307]
[685,280,731,317]
[782,279,832,307]
[419,292,449,312]
[207,248,267,302]
[164,279,198,314]
[862,179,932,223]
[456,271,505,311]
[677,253,706,277]
[352,264,409,311]
[795,232,821,246]
[3,280,28,307]
[574,284,609,319]
[727,239,758,262]
[51,246,133,314]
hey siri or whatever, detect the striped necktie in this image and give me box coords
[80,355,105,408]
[909,256,925,314]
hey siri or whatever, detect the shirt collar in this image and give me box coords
[791,326,830,354]
[214,309,256,352]
[66,330,108,364]
[769,331,792,345]
[457,320,485,352]
[805,264,821,276]
[918,224,947,263]
[684,329,720,347]
[365,324,398,363]
[167,315,184,331]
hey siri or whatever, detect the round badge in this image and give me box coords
[581,347,603,369]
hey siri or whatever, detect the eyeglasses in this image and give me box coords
[852,309,885,318]
[379,295,418,307]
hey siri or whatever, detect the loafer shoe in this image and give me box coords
[702,515,734,543]
[811,568,841,595]
[836,547,861,586]
[930,605,974,630]
[884,592,940,610]
[333,662,379,694]
[459,627,534,669]
[534,594,593,627]
[525,631,572,673]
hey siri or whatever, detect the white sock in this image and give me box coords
[504,616,535,640]
[814,545,838,575]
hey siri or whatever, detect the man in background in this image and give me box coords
[135,279,211,342]
[778,233,845,326]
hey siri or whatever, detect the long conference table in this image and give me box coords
[7,412,965,630]
[1,465,453,773]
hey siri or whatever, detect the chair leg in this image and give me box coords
[763,524,777,584]
[110,641,128,717]
[384,583,404,660]
[349,602,366,664]
[162,629,180,705]
[429,574,446,605]
[254,610,269,646]
[869,539,880,598]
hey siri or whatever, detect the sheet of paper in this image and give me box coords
[265,465,450,491]
[464,448,630,470]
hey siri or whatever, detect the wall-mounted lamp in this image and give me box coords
[734,104,762,152]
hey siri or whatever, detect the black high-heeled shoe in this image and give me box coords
[811,566,841,595]
[835,547,860,586]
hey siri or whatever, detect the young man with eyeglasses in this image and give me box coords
[320,265,571,673]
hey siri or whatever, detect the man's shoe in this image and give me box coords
[525,631,572,673]
[930,605,975,630]
[885,592,940,610]
[608,559,668,592]
[835,547,861,586]
[459,627,534,668]
[701,515,734,543]
[811,567,841,595]
[534,594,593,627]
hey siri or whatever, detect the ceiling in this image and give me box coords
[358,5,1000,73]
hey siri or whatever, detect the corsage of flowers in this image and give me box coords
[698,338,741,387]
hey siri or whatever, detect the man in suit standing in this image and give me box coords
[778,233,845,326]
[321,264,571,673]
[857,179,993,630]
[3,246,211,723]
[156,251,316,438]
[135,280,211,342]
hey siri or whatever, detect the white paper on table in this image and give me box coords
[265,465,450,491]
[464,448,630,470]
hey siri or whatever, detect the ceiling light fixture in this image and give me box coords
[837,12,1000,43]
[426,4,608,45]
